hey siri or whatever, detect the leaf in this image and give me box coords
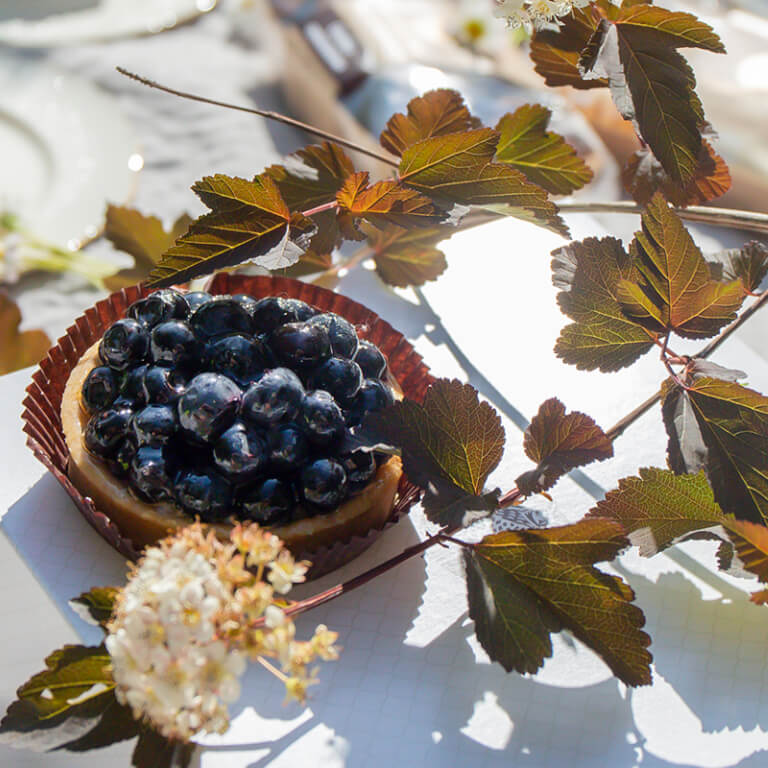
[103,207,193,291]
[398,129,569,237]
[708,241,768,294]
[133,728,195,768]
[551,236,655,371]
[721,518,768,584]
[466,518,652,685]
[366,224,449,287]
[57,697,138,753]
[661,380,709,476]
[336,171,445,229]
[622,141,731,207]
[494,105,593,195]
[516,398,613,496]
[579,7,724,184]
[362,379,505,527]
[687,360,746,383]
[380,89,480,156]
[69,587,119,629]
[0,291,51,375]
[616,194,745,339]
[588,467,725,556]
[149,176,314,286]
[282,245,333,278]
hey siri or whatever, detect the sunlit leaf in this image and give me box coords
[516,398,613,495]
[379,89,480,156]
[616,194,744,339]
[68,587,119,630]
[495,104,593,195]
[366,224,450,287]
[466,518,652,685]
[708,241,768,295]
[0,291,50,375]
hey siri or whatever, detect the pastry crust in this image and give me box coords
[62,340,402,552]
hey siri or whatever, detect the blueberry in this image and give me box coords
[99,319,149,371]
[205,334,271,386]
[178,373,242,443]
[81,366,119,413]
[128,289,189,328]
[300,390,345,445]
[232,293,259,316]
[84,405,134,457]
[174,468,233,521]
[213,422,266,480]
[307,313,358,359]
[239,477,295,525]
[130,445,175,501]
[346,379,395,427]
[284,298,317,322]
[270,322,331,371]
[300,458,347,509]
[150,320,197,368]
[341,451,377,493]
[309,356,363,405]
[120,364,149,407]
[267,423,308,475]
[354,340,387,379]
[108,437,137,477]
[143,366,187,404]
[241,368,304,426]
[133,404,178,446]
[252,296,299,333]
[184,291,212,312]
[190,298,253,340]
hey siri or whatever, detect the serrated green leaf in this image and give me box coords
[69,587,119,629]
[555,321,656,372]
[516,398,613,496]
[0,291,50,375]
[494,104,593,195]
[708,241,768,295]
[467,519,652,685]
[380,89,480,156]
[366,224,450,287]
[616,194,745,339]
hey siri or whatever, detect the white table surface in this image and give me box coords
[3,211,768,768]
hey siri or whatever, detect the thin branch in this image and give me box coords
[116,67,400,168]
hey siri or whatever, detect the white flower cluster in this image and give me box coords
[493,0,593,30]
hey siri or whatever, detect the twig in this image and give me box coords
[115,67,400,168]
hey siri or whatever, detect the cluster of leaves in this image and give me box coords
[530,0,730,206]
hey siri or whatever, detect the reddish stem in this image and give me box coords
[302,201,339,218]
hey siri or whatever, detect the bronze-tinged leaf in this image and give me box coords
[336,171,445,229]
[588,467,725,556]
[616,194,745,339]
[708,241,768,295]
[380,89,480,156]
[0,291,51,375]
[661,380,708,476]
[362,379,505,527]
[148,175,308,286]
[516,398,613,496]
[367,224,450,287]
[615,4,726,51]
[495,105,593,195]
[282,247,334,279]
[551,236,654,372]
[69,587,119,629]
[399,129,568,237]
[722,518,768,584]
[749,588,768,606]
[622,141,731,207]
[467,519,652,686]
[103,206,193,291]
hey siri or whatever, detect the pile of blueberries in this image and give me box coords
[80,288,394,525]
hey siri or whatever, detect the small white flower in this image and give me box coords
[264,605,286,629]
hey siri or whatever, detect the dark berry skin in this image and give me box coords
[269,322,331,371]
[81,366,119,413]
[354,340,387,379]
[108,437,137,477]
[143,366,187,405]
[174,469,233,521]
[178,373,242,443]
[309,356,363,405]
[241,368,304,427]
[85,405,134,458]
[213,422,266,480]
[99,319,150,371]
[239,477,294,525]
[346,378,395,427]
[150,321,198,368]
[190,298,253,340]
[130,445,175,501]
[232,294,259,316]
[133,404,178,446]
[300,458,348,509]
[307,313,358,359]
[251,296,299,333]
[341,451,377,493]
[205,334,271,386]
[184,291,212,312]
[300,390,345,445]
[284,299,317,322]
[120,364,149,407]
[267,423,308,475]
[127,289,189,328]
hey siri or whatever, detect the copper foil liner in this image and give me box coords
[21,276,433,578]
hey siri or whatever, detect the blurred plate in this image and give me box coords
[0,0,217,47]
[0,56,140,248]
